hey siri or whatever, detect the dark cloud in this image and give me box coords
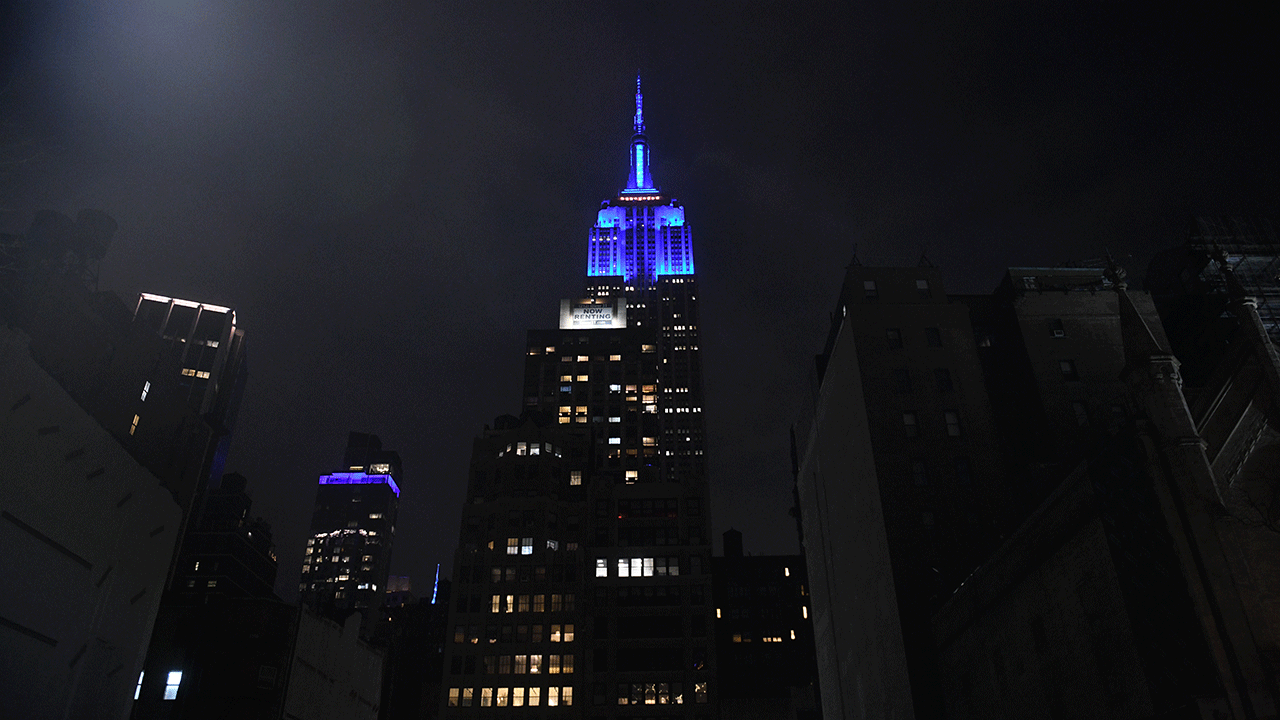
[3,1,1276,596]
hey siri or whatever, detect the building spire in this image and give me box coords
[634,74,644,134]
[625,75,654,192]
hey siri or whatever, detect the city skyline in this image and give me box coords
[2,2,1277,599]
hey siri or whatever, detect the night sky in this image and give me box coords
[3,2,1276,601]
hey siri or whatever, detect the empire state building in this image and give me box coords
[442,80,715,716]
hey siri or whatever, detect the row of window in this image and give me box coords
[476,654,573,674]
[863,278,933,300]
[454,624,572,644]
[901,411,962,438]
[596,557,681,578]
[447,686,572,707]
[497,442,563,458]
[489,593,580,618]
[619,682,707,705]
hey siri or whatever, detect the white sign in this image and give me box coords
[560,298,627,329]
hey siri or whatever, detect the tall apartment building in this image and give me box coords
[300,432,402,638]
[442,80,716,716]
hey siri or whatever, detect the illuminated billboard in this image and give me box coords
[560,298,627,330]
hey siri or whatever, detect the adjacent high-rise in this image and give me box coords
[443,80,716,716]
[300,432,402,638]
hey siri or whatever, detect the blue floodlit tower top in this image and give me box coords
[587,77,695,284]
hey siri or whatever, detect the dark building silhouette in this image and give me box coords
[712,529,819,720]
[0,210,245,717]
[300,432,402,639]
[797,246,1280,718]
[441,80,716,716]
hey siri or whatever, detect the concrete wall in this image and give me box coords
[283,610,383,720]
[796,321,915,720]
[1,326,181,720]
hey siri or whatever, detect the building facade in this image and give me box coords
[442,81,716,717]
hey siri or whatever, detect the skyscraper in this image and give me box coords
[300,432,401,638]
[443,80,715,716]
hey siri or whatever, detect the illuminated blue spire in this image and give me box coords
[625,75,655,192]
[633,74,644,134]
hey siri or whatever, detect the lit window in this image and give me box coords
[802,605,809,618]
[130,414,140,435]
[548,686,560,706]
[609,437,621,445]
[596,558,608,577]
[608,416,621,423]
[481,687,493,707]
[515,655,528,674]
[560,374,573,382]
[206,580,217,588]
[462,687,474,707]
[530,655,543,674]
[609,354,621,361]
[569,470,582,486]
[134,672,144,700]
[791,629,797,640]
[513,687,525,706]
[140,381,150,401]
[491,595,501,613]
[563,624,574,642]
[518,595,530,612]
[625,470,638,484]
[576,355,589,362]
[163,671,183,700]
[528,686,541,705]
[534,594,545,612]
[507,537,519,555]
[695,682,707,703]
[448,688,460,707]
[369,513,382,519]
[576,375,589,382]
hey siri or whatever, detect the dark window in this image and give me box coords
[925,328,943,347]
[955,457,972,486]
[887,329,903,349]
[893,369,913,394]
[1050,318,1065,338]
[934,368,953,392]
[911,461,928,486]
[916,279,932,298]
[945,411,962,437]
[863,280,878,299]
[1073,401,1089,426]
[1059,360,1079,380]
[903,412,919,438]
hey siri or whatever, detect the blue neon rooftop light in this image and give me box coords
[319,472,400,497]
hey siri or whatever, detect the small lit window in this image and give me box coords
[608,437,621,445]
[134,672,144,700]
[521,537,533,555]
[609,354,621,361]
[164,671,182,700]
[368,513,382,519]
[596,558,608,577]
[130,414,140,435]
[140,381,150,401]
[507,537,519,555]
[569,470,582,486]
